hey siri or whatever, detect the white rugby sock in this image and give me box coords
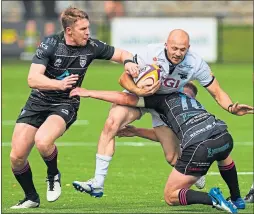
[94,154,112,187]
[252,183,254,189]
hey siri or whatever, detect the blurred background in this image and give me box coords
[2,0,253,63]
[1,1,253,213]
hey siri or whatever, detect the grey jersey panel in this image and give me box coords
[144,92,227,148]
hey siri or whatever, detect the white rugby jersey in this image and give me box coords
[134,43,214,94]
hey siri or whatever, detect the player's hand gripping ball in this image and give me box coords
[136,64,161,89]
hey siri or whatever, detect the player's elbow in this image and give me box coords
[122,93,137,107]
[118,76,123,87]
[118,72,127,88]
[121,93,131,106]
[27,75,37,88]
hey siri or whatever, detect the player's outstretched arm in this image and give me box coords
[70,87,145,107]
[117,125,159,142]
[111,48,139,78]
[206,78,253,116]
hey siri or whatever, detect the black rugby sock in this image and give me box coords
[218,161,241,200]
[43,145,59,176]
[178,189,213,205]
[12,162,38,200]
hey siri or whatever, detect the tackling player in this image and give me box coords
[70,86,253,213]
[119,82,206,189]
[71,29,253,203]
[10,7,139,209]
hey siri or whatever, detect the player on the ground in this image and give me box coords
[244,183,254,203]
[70,85,253,213]
[10,7,139,209]
[71,29,253,202]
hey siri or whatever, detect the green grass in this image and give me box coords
[2,60,254,213]
[222,26,253,63]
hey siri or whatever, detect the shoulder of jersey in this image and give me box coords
[43,32,62,47]
[86,38,104,47]
[183,50,203,67]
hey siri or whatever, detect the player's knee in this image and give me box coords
[10,151,26,168]
[164,183,179,206]
[104,116,121,133]
[164,191,175,206]
[35,135,51,152]
[165,153,175,165]
[169,154,178,166]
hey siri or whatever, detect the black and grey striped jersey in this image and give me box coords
[30,31,114,108]
[144,92,228,148]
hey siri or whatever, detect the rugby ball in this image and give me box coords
[136,64,161,88]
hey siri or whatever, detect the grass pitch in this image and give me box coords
[2,60,253,213]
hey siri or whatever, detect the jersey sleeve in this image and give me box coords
[32,37,57,66]
[194,59,215,87]
[92,39,115,60]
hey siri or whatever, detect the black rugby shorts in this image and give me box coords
[16,99,77,129]
[175,131,233,177]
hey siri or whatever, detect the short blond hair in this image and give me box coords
[60,7,89,31]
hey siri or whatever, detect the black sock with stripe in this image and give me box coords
[12,162,38,200]
[42,145,59,176]
[178,188,213,205]
[218,161,241,200]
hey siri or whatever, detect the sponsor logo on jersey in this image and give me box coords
[178,72,188,80]
[153,57,165,62]
[80,55,87,68]
[54,59,62,67]
[56,70,70,80]
[40,42,48,50]
[89,40,98,47]
[163,77,180,88]
[45,37,57,46]
[207,143,229,158]
[36,49,44,58]
[178,63,193,69]
[188,167,202,171]
[61,109,69,115]
[189,121,216,138]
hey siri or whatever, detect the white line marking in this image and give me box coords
[1,141,252,147]
[2,120,89,126]
[208,172,253,175]
[1,142,158,147]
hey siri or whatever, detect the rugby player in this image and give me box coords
[10,7,139,209]
[117,83,206,189]
[69,85,253,213]
[71,29,253,203]
[117,82,198,165]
